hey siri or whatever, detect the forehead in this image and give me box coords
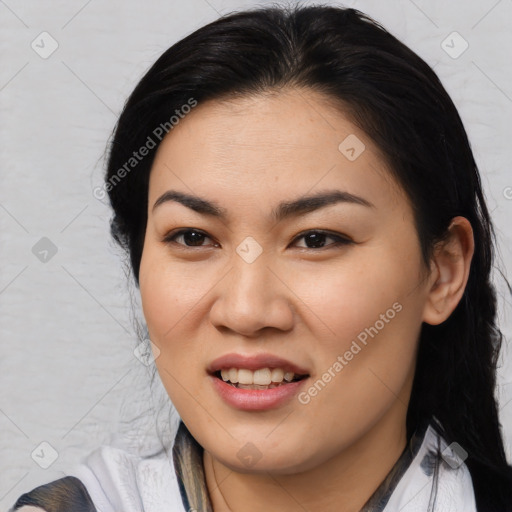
[148,88,406,213]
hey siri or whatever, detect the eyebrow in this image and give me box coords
[152,189,375,223]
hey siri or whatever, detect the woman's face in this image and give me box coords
[139,88,431,474]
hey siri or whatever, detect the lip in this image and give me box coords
[209,374,309,410]
[207,352,310,375]
[207,352,310,411]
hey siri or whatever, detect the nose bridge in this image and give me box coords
[210,239,294,335]
[229,246,276,315]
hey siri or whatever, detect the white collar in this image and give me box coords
[68,420,476,512]
[382,422,476,511]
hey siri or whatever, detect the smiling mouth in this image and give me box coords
[214,369,309,390]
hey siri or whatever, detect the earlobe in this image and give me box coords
[422,216,474,326]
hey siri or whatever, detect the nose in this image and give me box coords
[209,256,295,338]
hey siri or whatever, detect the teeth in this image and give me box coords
[238,369,253,385]
[238,383,282,390]
[228,368,237,383]
[254,368,271,385]
[217,367,302,385]
[271,368,284,382]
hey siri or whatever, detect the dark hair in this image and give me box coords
[104,4,512,510]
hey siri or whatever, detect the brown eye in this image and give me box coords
[292,230,353,249]
[162,228,352,250]
[163,229,217,247]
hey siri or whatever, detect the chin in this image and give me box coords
[207,433,324,475]
[220,453,313,475]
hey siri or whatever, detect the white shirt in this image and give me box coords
[14,419,477,512]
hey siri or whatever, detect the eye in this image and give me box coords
[290,230,353,250]
[162,228,353,250]
[162,228,218,248]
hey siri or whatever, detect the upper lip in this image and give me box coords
[207,353,310,376]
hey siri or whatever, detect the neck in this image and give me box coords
[203,398,410,512]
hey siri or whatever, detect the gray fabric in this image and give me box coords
[11,476,97,512]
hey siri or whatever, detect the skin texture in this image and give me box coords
[138,88,474,512]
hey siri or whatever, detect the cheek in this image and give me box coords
[290,248,421,351]
[139,252,209,410]
[288,246,425,420]
[139,249,207,343]
[290,243,424,416]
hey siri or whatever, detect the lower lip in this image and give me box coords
[210,375,308,411]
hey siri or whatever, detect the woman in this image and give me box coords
[11,4,512,512]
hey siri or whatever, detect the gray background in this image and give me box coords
[1,0,511,507]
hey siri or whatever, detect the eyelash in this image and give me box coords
[162,228,353,251]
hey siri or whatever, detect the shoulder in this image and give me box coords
[11,443,188,512]
[384,421,477,511]
[10,475,97,512]
[76,443,188,511]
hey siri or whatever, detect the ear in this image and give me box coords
[422,216,475,325]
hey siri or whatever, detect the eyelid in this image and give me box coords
[291,229,353,248]
[162,228,353,249]
[162,228,217,247]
